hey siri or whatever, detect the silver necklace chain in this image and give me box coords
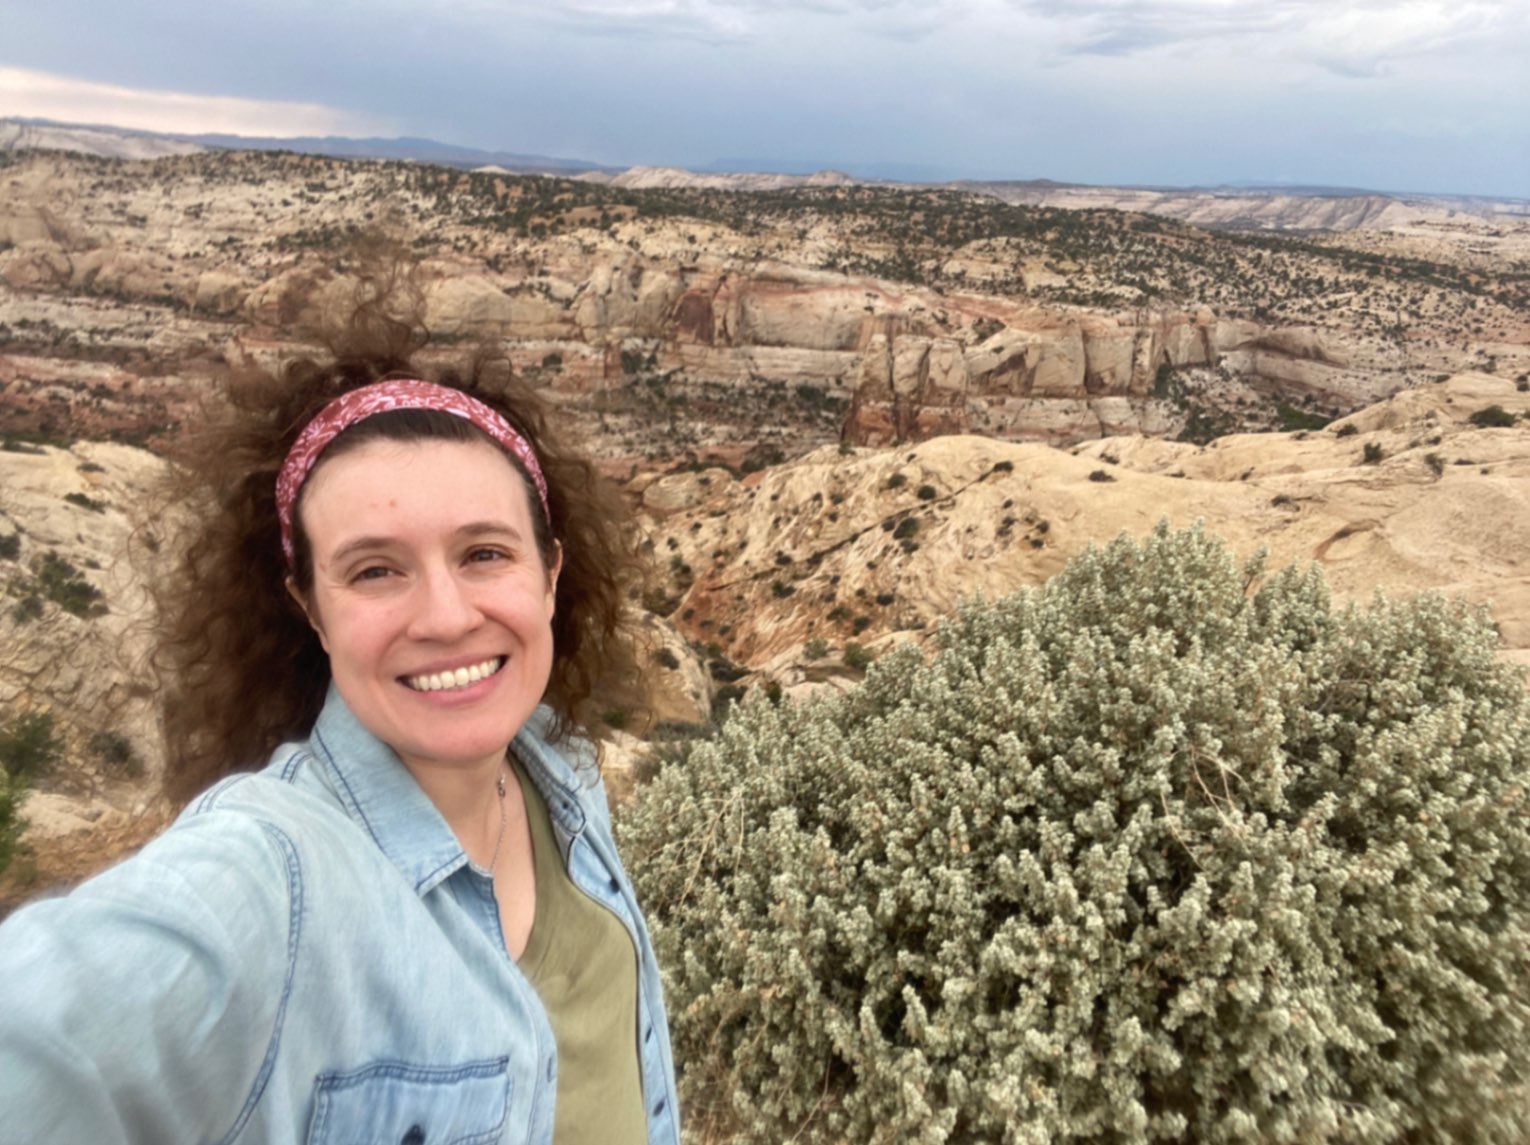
[486,763,508,878]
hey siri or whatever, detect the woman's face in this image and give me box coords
[294,437,560,778]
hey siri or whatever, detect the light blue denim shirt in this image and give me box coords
[0,688,681,1144]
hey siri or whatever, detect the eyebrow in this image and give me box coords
[325,521,528,567]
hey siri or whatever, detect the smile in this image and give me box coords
[403,656,506,693]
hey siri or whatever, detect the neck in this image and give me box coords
[402,753,507,863]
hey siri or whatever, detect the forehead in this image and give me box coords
[299,438,537,538]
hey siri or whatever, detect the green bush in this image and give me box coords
[620,524,1530,1144]
[0,768,24,879]
[1469,405,1518,429]
[88,729,141,779]
[0,710,63,782]
[62,491,108,513]
[841,641,873,671]
[31,551,106,619]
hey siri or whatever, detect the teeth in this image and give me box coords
[407,658,502,693]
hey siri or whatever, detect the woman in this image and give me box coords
[0,312,679,1143]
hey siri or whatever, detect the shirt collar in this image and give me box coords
[306,685,468,896]
[303,686,589,896]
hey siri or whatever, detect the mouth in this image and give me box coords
[402,656,506,694]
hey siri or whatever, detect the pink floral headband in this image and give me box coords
[276,379,550,567]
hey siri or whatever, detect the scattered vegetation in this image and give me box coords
[7,551,107,622]
[62,492,108,513]
[1468,405,1518,429]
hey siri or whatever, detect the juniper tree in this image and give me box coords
[619,523,1530,1144]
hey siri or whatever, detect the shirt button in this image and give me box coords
[401,1126,425,1145]
[546,1057,555,1082]
[607,877,619,892]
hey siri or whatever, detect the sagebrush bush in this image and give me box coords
[0,769,23,879]
[619,524,1530,1144]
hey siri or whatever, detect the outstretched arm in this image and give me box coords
[0,811,295,1145]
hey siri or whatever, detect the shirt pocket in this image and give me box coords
[306,1057,511,1145]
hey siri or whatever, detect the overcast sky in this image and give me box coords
[2,0,1526,197]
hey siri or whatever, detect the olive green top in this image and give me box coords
[515,764,647,1145]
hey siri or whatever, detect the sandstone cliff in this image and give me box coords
[3,150,1524,462]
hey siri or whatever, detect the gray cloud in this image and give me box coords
[1008,0,1523,77]
[458,0,974,44]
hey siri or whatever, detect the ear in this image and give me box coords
[545,542,563,616]
[286,576,330,654]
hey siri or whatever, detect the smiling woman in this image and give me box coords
[0,282,677,1144]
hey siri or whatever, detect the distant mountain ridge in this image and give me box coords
[3,115,1526,229]
[0,116,612,174]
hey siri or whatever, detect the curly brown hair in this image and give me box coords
[151,300,645,805]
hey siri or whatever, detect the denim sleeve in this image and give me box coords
[0,809,298,1144]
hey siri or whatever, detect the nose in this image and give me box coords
[406,563,483,642]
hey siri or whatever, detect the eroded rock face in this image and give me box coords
[0,441,167,817]
[643,373,1530,676]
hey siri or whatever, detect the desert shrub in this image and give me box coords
[0,767,24,879]
[804,638,829,660]
[33,552,105,618]
[1468,405,1518,429]
[0,533,19,561]
[62,491,108,513]
[619,524,1530,1144]
[88,729,141,778]
[1361,442,1385,465]
[841,641,873,671]
[0,710,63,782]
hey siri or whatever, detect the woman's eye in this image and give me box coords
[468,548,506,564]
[353,565,393,582]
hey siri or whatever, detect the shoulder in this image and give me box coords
[517,707,613,822]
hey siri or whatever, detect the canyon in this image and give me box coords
[2,144,1528,903]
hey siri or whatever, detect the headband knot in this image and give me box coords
[276,379,550,567]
